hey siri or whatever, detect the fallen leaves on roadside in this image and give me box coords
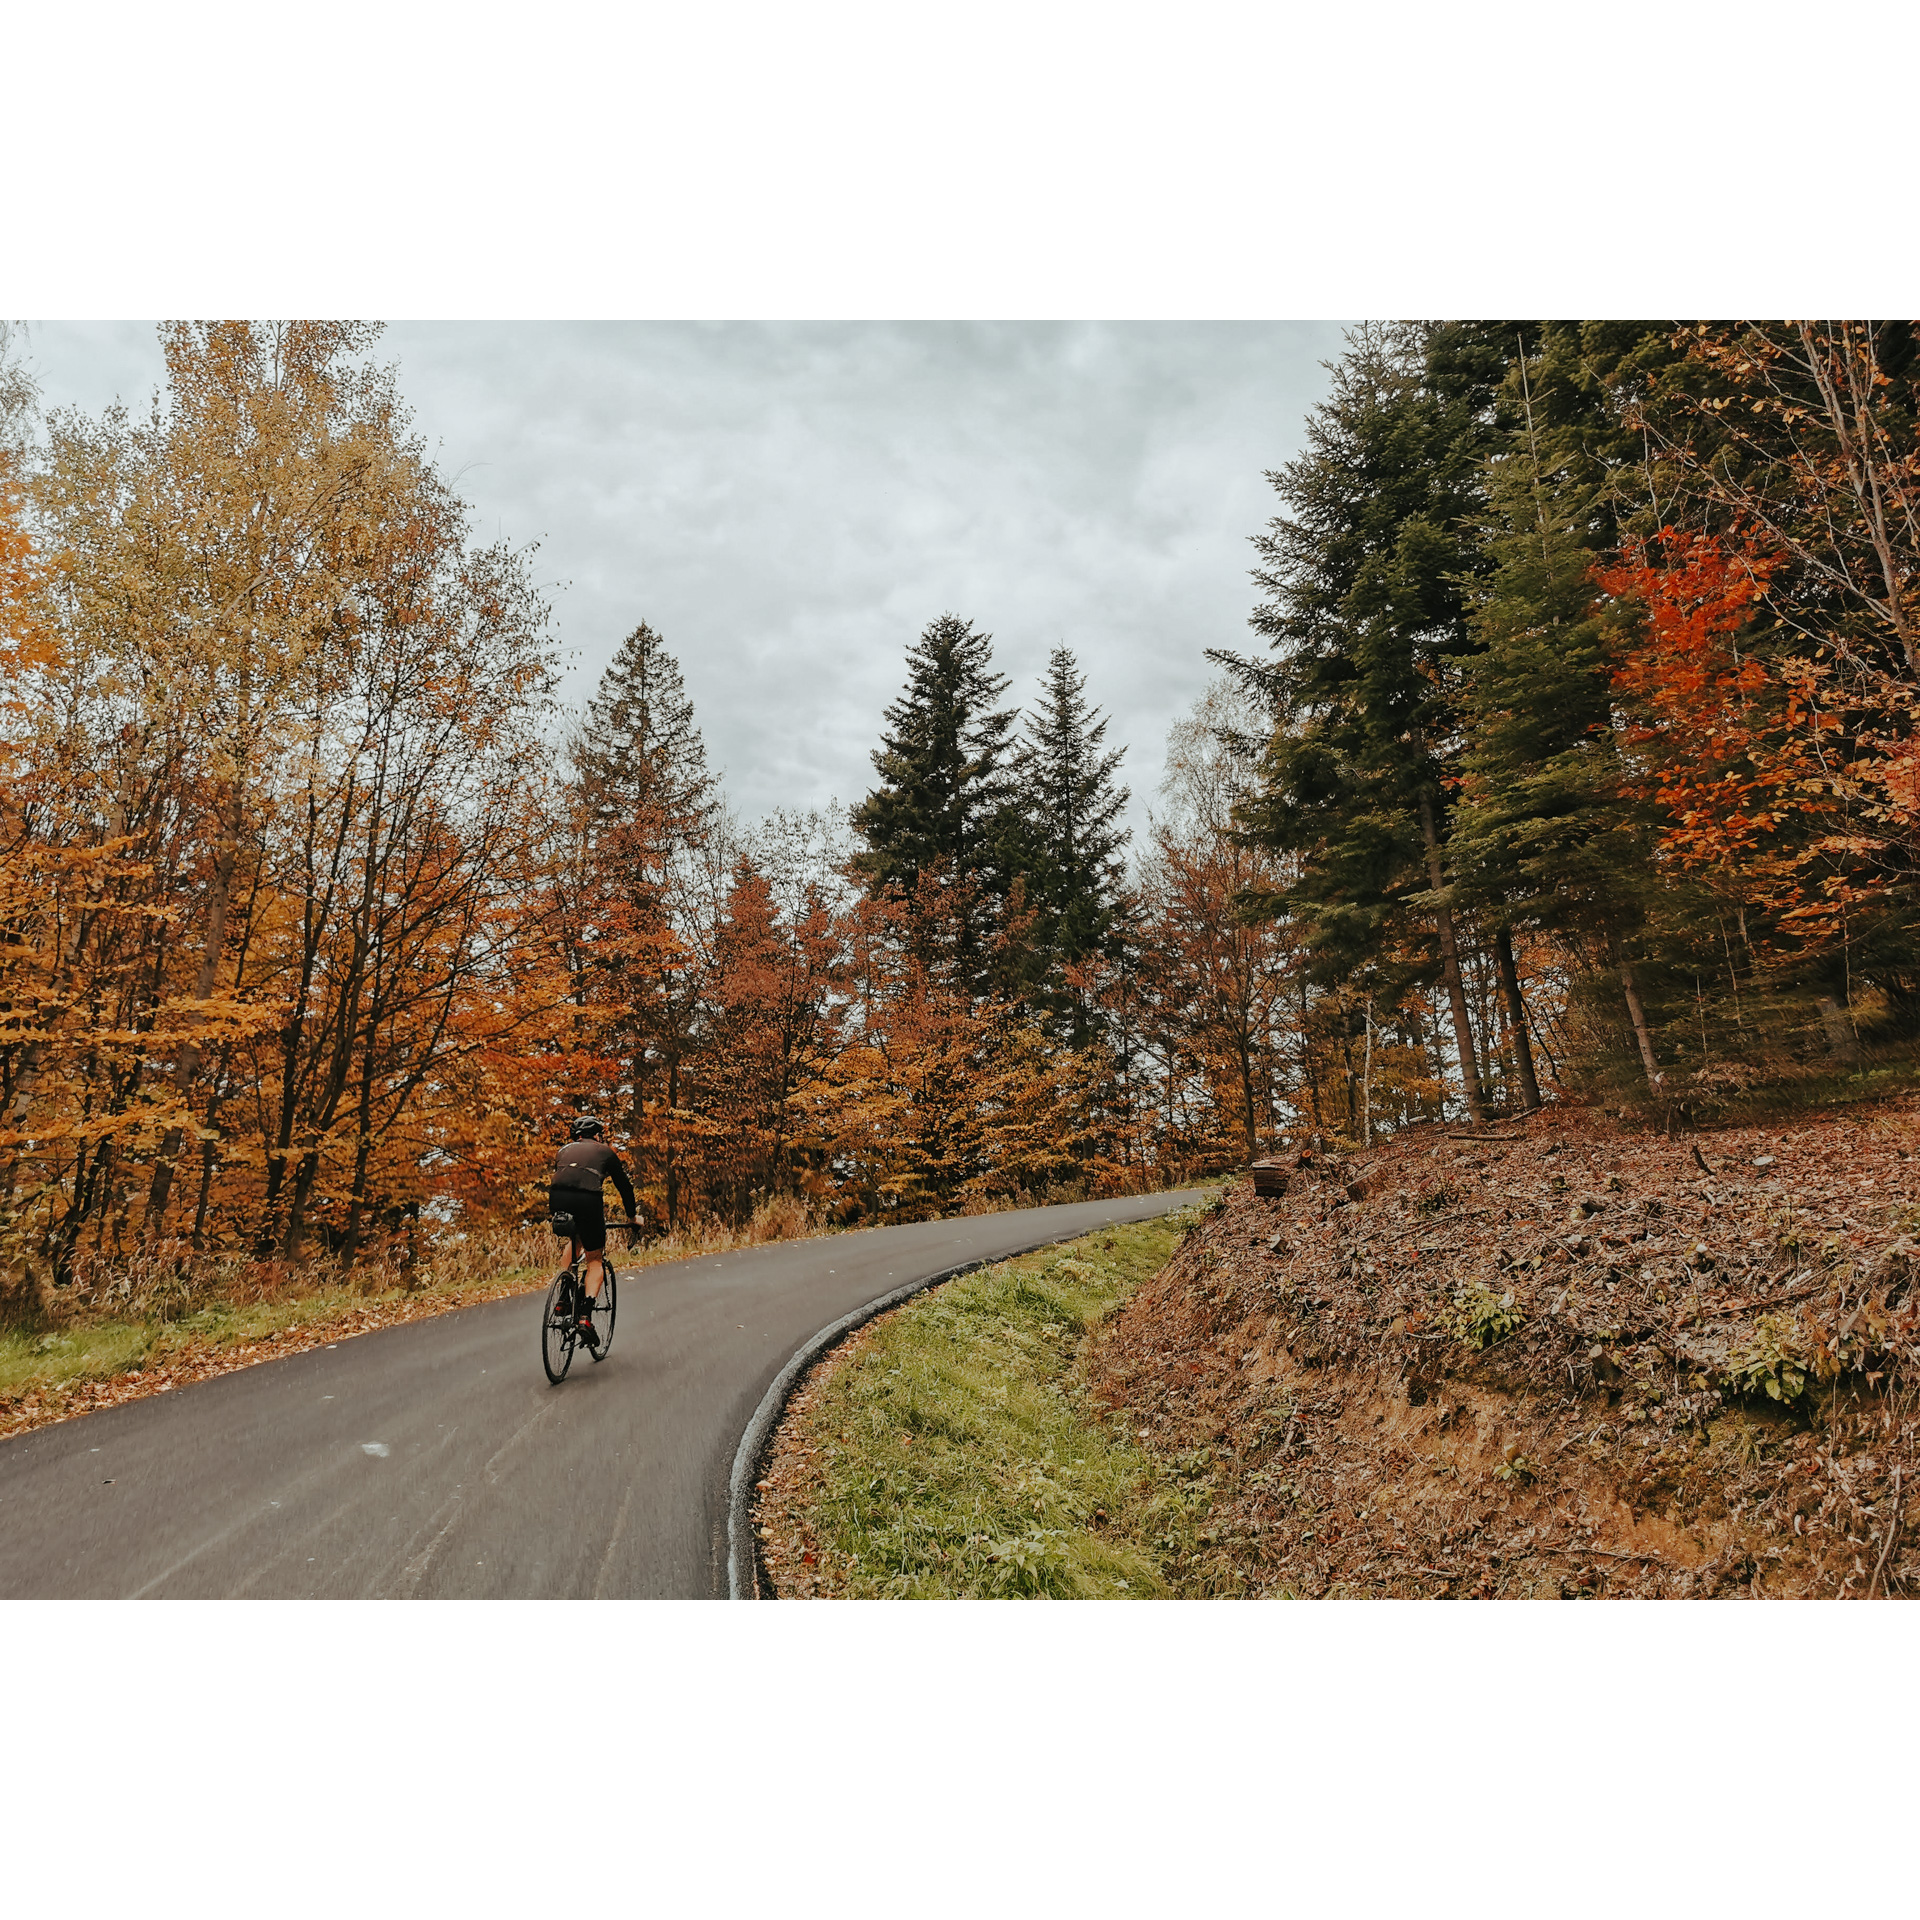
[1080,1095,1920,1599]
[0,1276,547,1443]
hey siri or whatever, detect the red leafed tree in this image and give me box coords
[1601,525,1919,954]
[694,858,845,1220]
[1601,528,1790,877]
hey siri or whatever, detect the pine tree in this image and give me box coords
[1451,323,1678,1100]
[851,613,1019,940]
[575,621,717,858]
[1011,645,1130,1038]
[568,620,721,1229]
[1225,322,1507,1121]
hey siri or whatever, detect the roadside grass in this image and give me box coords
[761,1205,1223,1598]
[0,1238,559,1420]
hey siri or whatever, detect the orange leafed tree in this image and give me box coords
[1602,524,1919,952]
[2,324,562,1306]
[1601,528,1790,874]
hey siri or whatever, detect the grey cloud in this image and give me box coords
[18,320,1342,848]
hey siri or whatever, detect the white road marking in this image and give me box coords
[592,1481,640,1598]
[387,1487,467,1597]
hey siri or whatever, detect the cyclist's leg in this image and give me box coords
[549,1187,585,1308]
[578,1196,607,1307]
[577,1242,602,1343]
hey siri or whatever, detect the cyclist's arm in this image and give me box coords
[608,1157,638,1220]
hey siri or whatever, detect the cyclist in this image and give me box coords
[549,1116,639,1348]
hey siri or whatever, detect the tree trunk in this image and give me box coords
[1817,996,1862,1066]
[1360,995,1374,1146]
[1417,790,1486,1123]
[142,823,240,1239]
[189,1126,219,1251]
[340,1133,375,1269]
[281,1147,322,1259]
[1300,973,1324,1134]
[1610,933,1663,1092]
[1237,1034,1258,1165]
[90,1136,116,1257]
[1492,926,1543,1111]
[666,1055,680,1232]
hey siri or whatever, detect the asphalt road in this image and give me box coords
[0,1191,1205,1599]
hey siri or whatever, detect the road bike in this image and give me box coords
[541,1217,641,1385]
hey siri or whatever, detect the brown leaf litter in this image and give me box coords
[1082,1095,1920,1597]
[755,1322,880,1599]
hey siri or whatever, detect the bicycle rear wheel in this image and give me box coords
[541,1269,576,1384]
[589,1266,617,1361]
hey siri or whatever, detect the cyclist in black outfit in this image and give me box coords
[549,1116,639,1346]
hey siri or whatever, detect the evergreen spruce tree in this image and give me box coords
[575,619,717,856]
[1224,322,1507,1121]
[851,613,1020,931]
[1011,646,1131,1040]
[569,620,719,1229]
[1450,324,1680,1098]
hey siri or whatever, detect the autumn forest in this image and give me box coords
[2,320,1915,1314]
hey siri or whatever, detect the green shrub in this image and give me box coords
[1721,1313,1812,1404]
[1450,1282,1526,1351]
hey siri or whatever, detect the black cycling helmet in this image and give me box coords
[567,1115,606,1141]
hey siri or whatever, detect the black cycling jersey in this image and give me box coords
[549,1138,638,1218]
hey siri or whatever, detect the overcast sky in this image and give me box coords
[17,321,1343,850]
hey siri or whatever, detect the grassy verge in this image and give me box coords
[0,1244,563,1439]
[0,1262,551,1402]
[755,1203,1222,1598]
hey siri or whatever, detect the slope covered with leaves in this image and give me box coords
[1083,1097,1919,1597]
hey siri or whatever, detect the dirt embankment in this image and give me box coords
[1084,1097,1920,1597]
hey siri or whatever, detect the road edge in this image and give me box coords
[725,1192,1207,1599]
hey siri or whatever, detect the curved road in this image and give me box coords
[0,1192,1203,1599]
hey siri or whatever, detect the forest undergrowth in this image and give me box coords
[1085,1095,1920,1598]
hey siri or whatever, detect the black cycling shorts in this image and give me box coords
[549,1184,606,1252]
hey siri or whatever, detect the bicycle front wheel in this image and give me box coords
[589,1267,617,1361]
[541,1269,576,1384]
